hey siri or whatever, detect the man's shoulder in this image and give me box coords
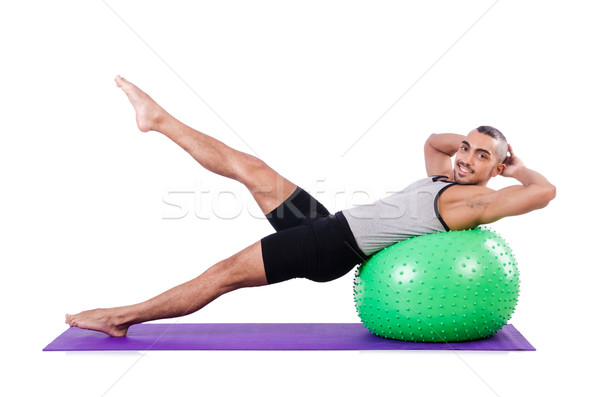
[438,184,496,231]
[442,183,494,201]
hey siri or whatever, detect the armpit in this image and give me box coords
[467,198,490,210]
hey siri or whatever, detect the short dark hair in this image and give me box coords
[476,125,508,163]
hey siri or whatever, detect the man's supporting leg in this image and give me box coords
[115,75,297,215]
[65,241,267,337]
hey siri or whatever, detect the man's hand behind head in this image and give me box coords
[501,144,526,178]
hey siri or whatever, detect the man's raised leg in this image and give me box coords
[65,241,267,337]
[115,75,297,215]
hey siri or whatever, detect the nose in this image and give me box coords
[458,156,471,167]
[463,152,476,166]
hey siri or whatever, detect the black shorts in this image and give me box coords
[261,186,367,284]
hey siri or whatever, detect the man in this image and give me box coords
[65,76,556,337]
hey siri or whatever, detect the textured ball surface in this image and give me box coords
[353,228,520,342]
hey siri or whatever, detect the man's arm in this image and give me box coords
[424,133,465,176]
[472,145,557,224]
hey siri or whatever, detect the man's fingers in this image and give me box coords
[503,145,511,164]
[504,144,514,164]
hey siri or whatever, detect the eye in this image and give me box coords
[460,145,468,151]
[478,153,487,159]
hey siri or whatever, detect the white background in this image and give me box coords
[1,1,598,396]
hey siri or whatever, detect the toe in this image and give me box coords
[115,75,126,87]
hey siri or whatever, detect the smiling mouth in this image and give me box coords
[457,164,472,175]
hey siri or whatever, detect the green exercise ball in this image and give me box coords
[353,227,520,342]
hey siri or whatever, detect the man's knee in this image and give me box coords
[215,244,267,291]
[235,153,270,183]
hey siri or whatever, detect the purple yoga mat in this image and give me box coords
[43,323,534,351]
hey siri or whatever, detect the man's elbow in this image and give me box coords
[548,184,557,200]
[425,133,436,148]
[538,184,557,208]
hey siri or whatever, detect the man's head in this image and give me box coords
[453,126,508,186]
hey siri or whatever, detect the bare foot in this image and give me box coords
[115,75,168,132]
[65,308,130,337]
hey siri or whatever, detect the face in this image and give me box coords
[453,130,505,186]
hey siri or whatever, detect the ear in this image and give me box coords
[492,163,506,177]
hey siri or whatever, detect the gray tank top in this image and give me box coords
[341,175,457,256]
